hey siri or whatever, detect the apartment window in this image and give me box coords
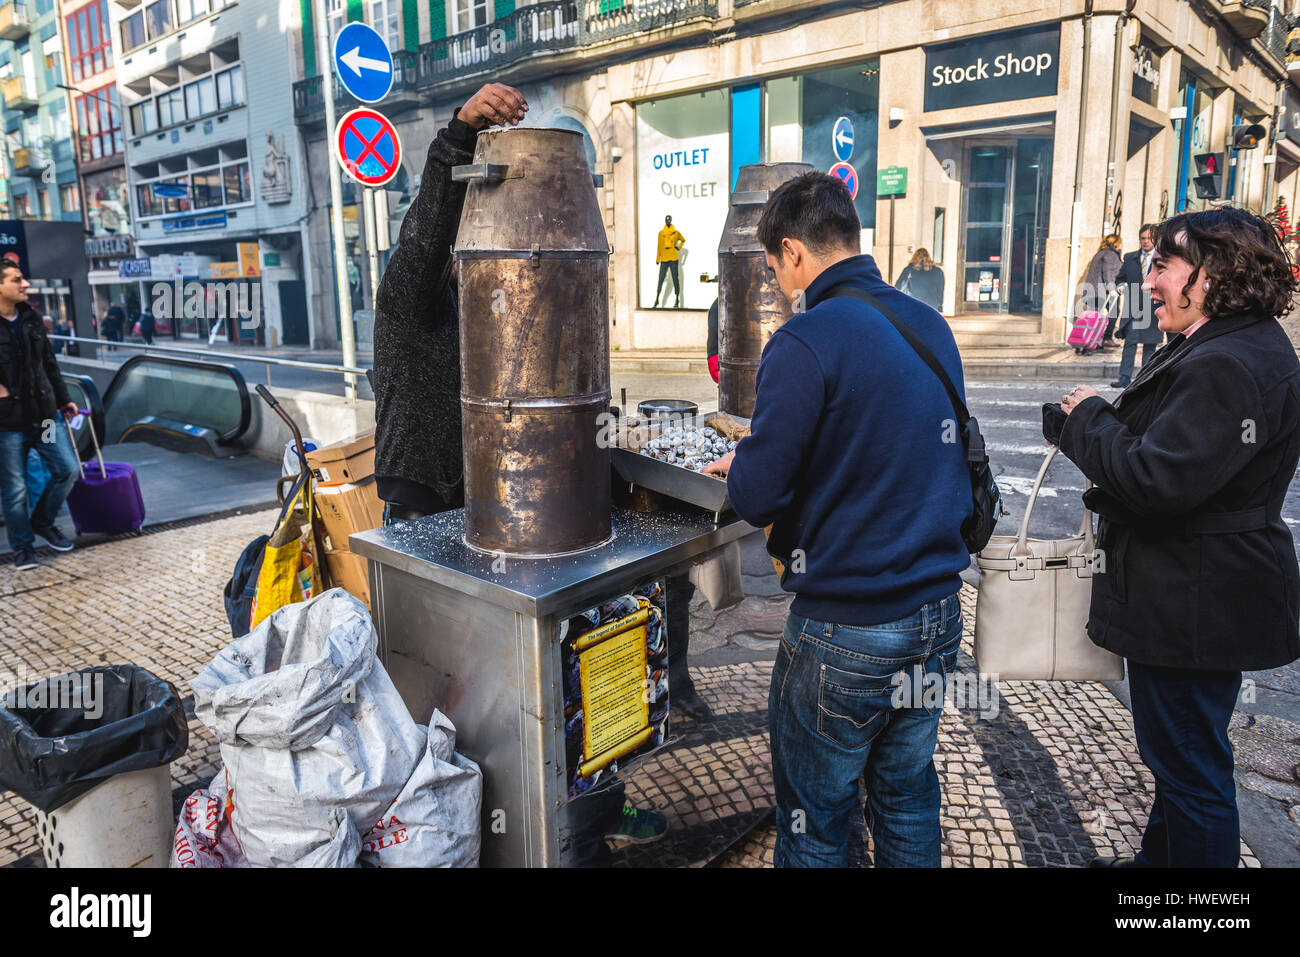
[38,189,51,218]
[75,86,122,161]
[191,168,222,208]
[178,0,210,22]
[130,99,157,136]
[158,88,183,126]
[370,0,401,50]
[184,75,216,117]
[121,12,146,50]
[13,193,31,217]
[455,0,490,32]
[146,1,174,40]
[135,154,252,221]
[223,162,250,204]
[215,66,243,110]
[61,184,81,212]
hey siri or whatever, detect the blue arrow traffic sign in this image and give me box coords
[832,116,854,162]
[829,161,858,200]
[333,22,394,103]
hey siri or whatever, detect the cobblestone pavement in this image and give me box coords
[0,511,1269,868]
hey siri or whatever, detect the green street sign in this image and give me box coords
[263,252,281,267]
[878,166,907,196]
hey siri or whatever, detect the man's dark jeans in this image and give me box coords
[0,424,78,553]
[1117,337,1156,383]
[769,592,962,867]
[1128,660,1242,867]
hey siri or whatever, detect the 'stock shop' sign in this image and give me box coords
[924,23,1061,112]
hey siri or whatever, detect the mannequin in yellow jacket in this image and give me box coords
[653,215,685,308]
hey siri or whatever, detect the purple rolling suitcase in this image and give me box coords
[63,417,146,535]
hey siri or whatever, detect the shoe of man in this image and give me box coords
[1088,855,1143,868]
[32,524,74,552]
[13,548,38,570]
[1109,378,1131,389]
[605,805,668,844]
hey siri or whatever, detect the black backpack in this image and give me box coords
[826,284,1003,553]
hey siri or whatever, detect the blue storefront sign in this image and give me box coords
[0,220,31,276]
[162,211,228,233]
[119,258,152,278]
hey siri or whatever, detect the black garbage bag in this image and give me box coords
[0,665,188,813]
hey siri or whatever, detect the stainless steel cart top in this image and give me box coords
[350,507,755,618]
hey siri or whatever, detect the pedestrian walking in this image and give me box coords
[102,302,125,350]
[705,173,971,867]
[1111,224,1162,387]
[138,310,156,346]
[895,248,945,312]
[1049,208,1300,868]
[0,263,79,570]
[1079,234,1123,346]
[371,81,673,859]
[653,215,685,308]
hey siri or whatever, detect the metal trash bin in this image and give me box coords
[0,665,188,868]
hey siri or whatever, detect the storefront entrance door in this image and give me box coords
[960,138,1053,314]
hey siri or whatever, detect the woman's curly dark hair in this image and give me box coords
[1153,208,1298,320]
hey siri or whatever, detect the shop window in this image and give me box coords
[635,89,730,310]
[933,208,945,264]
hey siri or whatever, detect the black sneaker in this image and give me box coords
[32,525,74,552]
[13,548,38,570]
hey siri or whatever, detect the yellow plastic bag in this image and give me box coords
[250,481,322,630]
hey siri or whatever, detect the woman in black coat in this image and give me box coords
[1049,208,1300,868]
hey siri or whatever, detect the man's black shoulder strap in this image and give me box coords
[823,283,969,425]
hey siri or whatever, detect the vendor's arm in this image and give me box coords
[1058,352,1264,516]
[375,83,527,324]
[723,330,825,526]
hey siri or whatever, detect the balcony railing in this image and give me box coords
[1,75,36,110]
[292,49,420,120]
[11,146,43,176]
[580,0,717,43]
[419,1,579,84]
[1253,1,1293,64]
[0,2,30,42]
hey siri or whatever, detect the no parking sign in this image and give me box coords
[333,107,403,187]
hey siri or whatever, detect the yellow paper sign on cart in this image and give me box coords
[577,607,651,773]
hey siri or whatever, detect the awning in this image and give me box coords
[922,113,1055,141]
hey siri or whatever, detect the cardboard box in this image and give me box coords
[306,430,376,486]
[315,477,384,549]
[325,547,370,608]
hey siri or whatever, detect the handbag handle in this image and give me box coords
[1012,447,1095,557]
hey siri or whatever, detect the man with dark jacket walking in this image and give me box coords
[705,174,971,867]
[1111,224,1162,388]
[0,263,79,569]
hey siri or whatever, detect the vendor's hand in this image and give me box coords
[0,383,9,398]
[1060,385,1099,415]
[60,402,77,420]
[460,83,528,129]
[702,451,735,478]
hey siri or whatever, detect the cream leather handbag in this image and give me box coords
[974,447,1124,681]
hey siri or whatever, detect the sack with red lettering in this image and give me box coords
[171,773,245,868]
[360,710,483,867]
[191,589,425,867]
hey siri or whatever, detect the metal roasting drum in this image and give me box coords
[453,127,612,556]
[716,163,814,418]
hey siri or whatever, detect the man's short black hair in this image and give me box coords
[0,262,21,281]
[756,172,861,259]
[1139,223,1156,237]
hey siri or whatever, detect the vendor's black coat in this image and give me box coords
[373,114,477,508]
[1049,314,1300,671]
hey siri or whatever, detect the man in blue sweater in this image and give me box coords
[705,173,971,867]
